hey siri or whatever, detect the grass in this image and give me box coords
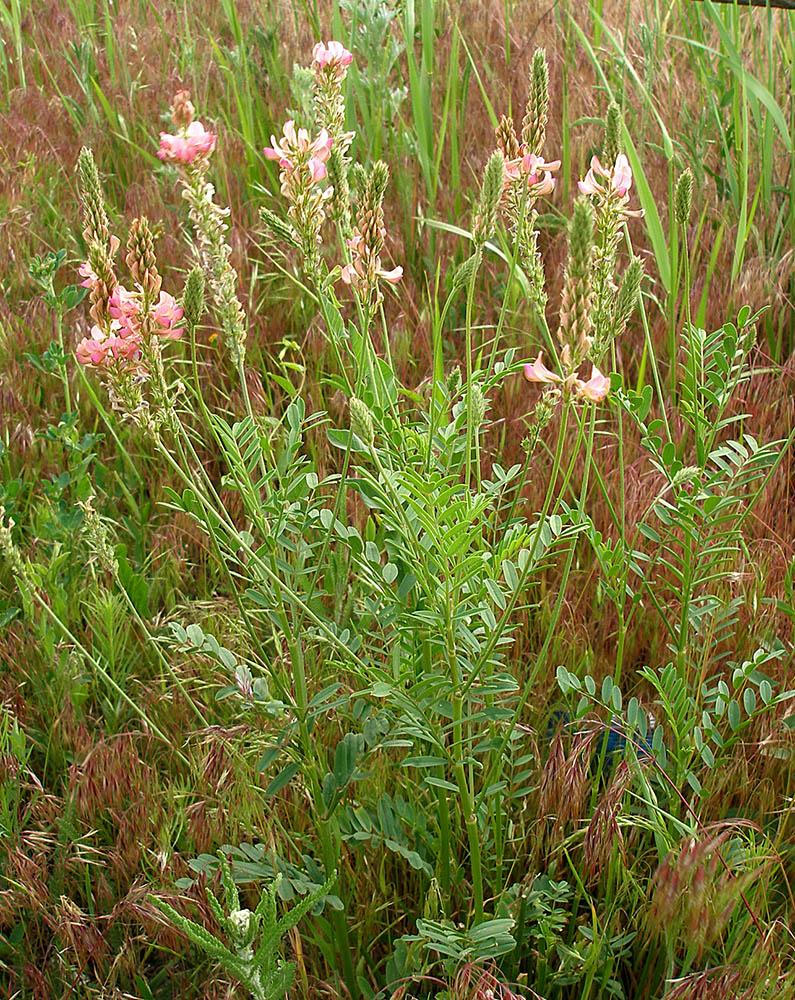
[0,0,794,998]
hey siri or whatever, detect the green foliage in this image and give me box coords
[151,853,336,1000]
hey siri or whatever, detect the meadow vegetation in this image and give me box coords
[0,1,794,998]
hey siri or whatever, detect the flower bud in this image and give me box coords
[675,168,693,227]
[126,217,161,299]
[522,49,549,156]
[452,253,481,291]
[78,147,110,246]
[349,397,374,446]
[558,197,595,364]
[469,383,487,429]
[473,150,505,248]
[603,102,623,169]
[227,908,256,948]
[613,256,643,341]
[447,366,462,397]
[495,115,520,161]
[182,267,205,332]
[259,206,299,249]
[171,90,195,129]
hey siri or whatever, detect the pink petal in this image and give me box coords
[575,366,610,402]
[380,266,403,284]
[523,353,561,385]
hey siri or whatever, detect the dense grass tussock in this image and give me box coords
[1,1,794,998]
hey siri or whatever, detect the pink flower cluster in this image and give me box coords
[340,230,403,288]
[264,121,333,186]
[312,40,353,73]
[76,284,183,368]
[109,287,184,340]
[158,120,217,166]
[76,323,142,367]
[524,352,610,402]
[504,152,561,198]
[578,153,633,200]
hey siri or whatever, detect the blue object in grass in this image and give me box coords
[545,710,654,777]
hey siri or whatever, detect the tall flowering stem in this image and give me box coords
[495,49,559,315]
[577,110,644,361]
[558,196,596,367]
[341,161,402,309]
[264,120,334,275]
[312,40,355,231]
[158,92,248,370]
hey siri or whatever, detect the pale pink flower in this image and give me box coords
[78,261,97,289]
[151,291,184,340]
[504,153,560,199]
[380,265,403,283]
[263,120,332,181]
[578,153,633,200]
[523,353,562,385]
[158,120,217,165]
[574,366,610,402]
[312,40,353,71]
[76,324,142,367]
[108,285,141,333]
[523,353,610,403]
[613,153,632,196]
[340,231,402,288]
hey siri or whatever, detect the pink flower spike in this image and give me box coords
[613,153,632,196]
[313,40,353,70]
[109,286,141,333]
[523,353,562,385]
[158,120,216,165]
[575,366,611,402]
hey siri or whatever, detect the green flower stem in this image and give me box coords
[464,256,479,496]
[445,595,484,923]
[54,298,72,415]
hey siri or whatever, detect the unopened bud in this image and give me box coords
[558,198,595,360]
[452,253,481,290]
[675,169,693,227]
[495,115,520,161]
[447,366,462,397]
[182,267,205,331]
[603,103,623,168]
[227,908,256,947]
[126,217,161,298]
[349,397,374,446]
[259,207,299,249]
[522,49,550,156]
[613,256,643,339]
[78,147,110,246]
[473,150,505,247]
[469,383,487,429]
[80,496,118,576]
[171,90,195,129]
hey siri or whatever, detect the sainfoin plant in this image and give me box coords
[3,29,794,1000]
